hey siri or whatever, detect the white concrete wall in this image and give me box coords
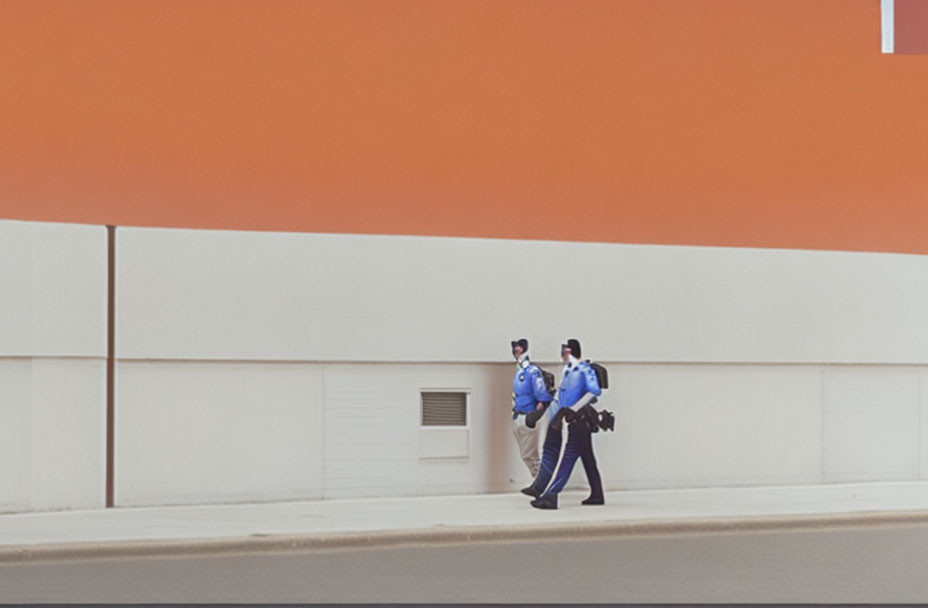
[0,221,107,358]
[115,361,325,506]
[0,220,107,513]
[111,226,928,506]
[598,364,927,490]
[116,228,928,364]
[822,368,921,483]
[320,364,517,499]
[115,361,521,506]
[601,364,823,489]
[7,219,928,512]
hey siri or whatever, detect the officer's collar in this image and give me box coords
[517,354,530,369]
[564,355,579,369]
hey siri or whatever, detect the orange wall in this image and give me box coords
[1,0,927,254]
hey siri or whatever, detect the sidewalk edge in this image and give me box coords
[4,509,928,564]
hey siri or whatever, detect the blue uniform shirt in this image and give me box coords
[512,356,553,413]
[551,358,602,415]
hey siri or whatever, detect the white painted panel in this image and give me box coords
[116,361,325,507]
[922,371,928,480]
[28,223,107,357]
[0,360,31,513]
[0,219,107,512]
[594,365,823,489]
[322,364,517,499]
[823,369,920,483]
[883,0,895,54]
[29,358,106,511]
[0,357,105,513]
[116,227,928,365]
[0,223,31,357]
[419,428,470,459]
[0,220,106,358]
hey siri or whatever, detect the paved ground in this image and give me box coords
[4,482,928,602]
[5,481,928,552]
[3,522,928,603]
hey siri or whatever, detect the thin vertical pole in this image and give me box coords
[106,225,116,508]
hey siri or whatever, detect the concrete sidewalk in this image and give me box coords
[4,481,928,562]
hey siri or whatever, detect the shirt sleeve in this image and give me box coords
[569,363,603,412]
[529,367,552,403]
[581,363,602,397]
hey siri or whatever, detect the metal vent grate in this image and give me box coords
[421,392,467,427]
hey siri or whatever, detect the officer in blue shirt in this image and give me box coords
[510,338,553,485]
[529,338,605,510]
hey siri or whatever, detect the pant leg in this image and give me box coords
[531,423,562,494]
[578,424,604,500]
[541,422,584,497]
[512,416,540,478]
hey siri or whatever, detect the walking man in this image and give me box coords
[510,338,552,484]
[529,338,605,510]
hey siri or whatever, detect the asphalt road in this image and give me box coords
[2,523,927,603]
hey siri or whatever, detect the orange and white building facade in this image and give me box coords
[2,0,928,513]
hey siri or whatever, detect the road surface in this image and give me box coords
[2,522,927,603]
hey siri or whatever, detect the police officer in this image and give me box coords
[529,338,604,510]
[510,338,552,484]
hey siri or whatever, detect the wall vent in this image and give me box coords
[421,392,467,427]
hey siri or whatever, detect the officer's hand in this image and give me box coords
[525,409,543,429]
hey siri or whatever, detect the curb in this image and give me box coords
[4,509,928,564]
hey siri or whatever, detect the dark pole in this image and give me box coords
[106,225,116,508]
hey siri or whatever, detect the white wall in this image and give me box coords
[115,361,522,506]
[112,357,928,504]
[6,219,928,512]
[597,364,928,490]
[0,220,106,513]
[822,368,921,483]
[601,364,823,489]
[111,226,928,506]
[0,221,106,358]
[320,364,517,499]
[116,361,325,506]
[116,227,928,364]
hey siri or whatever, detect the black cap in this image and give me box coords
[511,338,529,352]
[561,338,581,358]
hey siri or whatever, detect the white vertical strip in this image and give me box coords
[882,0,895,54]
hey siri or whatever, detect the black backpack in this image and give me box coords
[586,361,609,390]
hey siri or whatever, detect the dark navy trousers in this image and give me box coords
[530,423,562,495]
[531,419,603,499]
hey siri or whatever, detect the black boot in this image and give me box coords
[521,486,541,498]
[581,495,605,505]
[531,494,558,510]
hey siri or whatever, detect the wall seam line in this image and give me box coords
[918,370,923,480]
[820,367,826,484]
[321,364,327,501]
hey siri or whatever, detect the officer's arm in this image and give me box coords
[529,368,552,404]
[525,396,555,429]
[548,400,569,424]
[569,365,602,412]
